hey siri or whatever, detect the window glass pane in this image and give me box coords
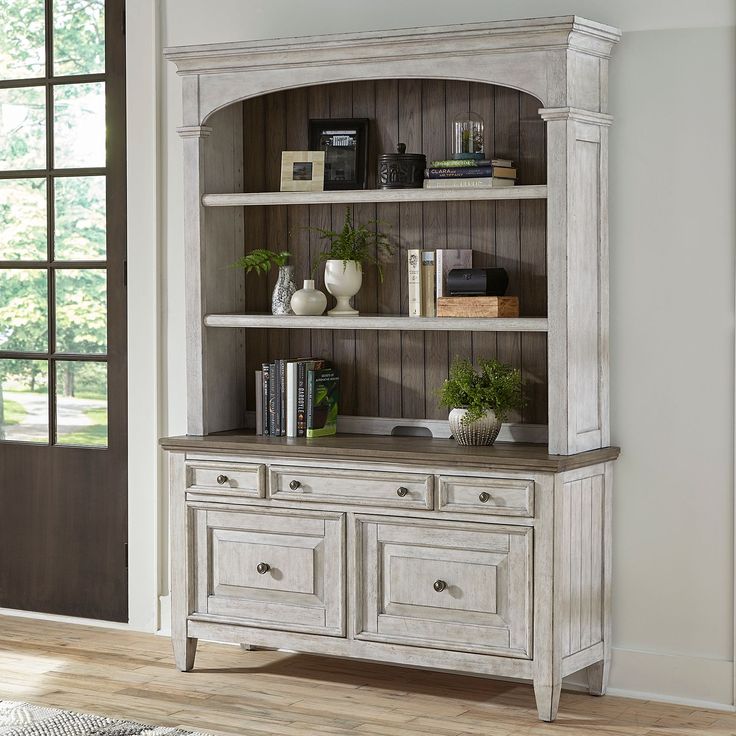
[0,87,46,170]
[55,268,106,354]
[0,269,48,352]
[55,360,107,446]
[54,176,106,260]
[53,82,105,168]
[0,358,48,443]
[0,0,45,80]
[53,0,105,77]
[0,178,47,260]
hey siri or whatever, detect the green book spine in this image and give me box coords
[306,367,339,438]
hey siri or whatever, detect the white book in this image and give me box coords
[407,249,422,317]
[423,177,515,189]
[286,361,298,437]
[436,249,473,298]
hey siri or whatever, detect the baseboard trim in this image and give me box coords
[565,646,734,710]
[0,607,132,631]
[157,595,171,636]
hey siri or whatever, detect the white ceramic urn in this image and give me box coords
[324,259,362,316]
[290,279,327,316]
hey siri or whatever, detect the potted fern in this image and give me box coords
[438,358,524,446]
[231,249,295,315]
[311,208,392,316]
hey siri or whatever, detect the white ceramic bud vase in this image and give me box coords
[448,408,501,446]
[324,259,362,316]
[290,279,327,316]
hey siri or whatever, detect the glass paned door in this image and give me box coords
[0,0,127,621]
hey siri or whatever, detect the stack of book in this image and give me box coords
[423,158,517,189]
[407,248,472,317]
[255,359,339,438]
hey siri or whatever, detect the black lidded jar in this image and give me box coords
[377,143,426,189]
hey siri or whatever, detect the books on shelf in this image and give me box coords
[430,158,513,168]
[423,177,515,189]
[436,249,472,298]
[407,249,422,317]
[421,251,436,318]
[258,358,338,438]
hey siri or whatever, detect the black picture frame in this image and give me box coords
[308,118,369,190]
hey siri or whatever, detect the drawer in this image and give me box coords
[269,466,433,509]
[192,507,344,635]
[186,460,265,498]
[354,516,532,657]
[438,475,534,517]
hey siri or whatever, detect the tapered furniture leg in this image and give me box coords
[534,682,562,722]
[586,658,610,695]
[240,643,256,651]
[173,636,198,672]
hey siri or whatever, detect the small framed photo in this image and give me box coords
[308,118,368,190]
[280,151,325,192]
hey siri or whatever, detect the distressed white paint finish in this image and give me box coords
[437,475,534,517]
[202,186,548,206]
[204,313,549,333]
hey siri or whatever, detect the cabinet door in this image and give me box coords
[193,507,344,635]
[354,516,532,657]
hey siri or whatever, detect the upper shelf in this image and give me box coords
[202,185,548,208]
[204,313,549,332]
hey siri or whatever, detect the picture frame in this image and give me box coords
[308,118,369,190]
[280,151,325,192]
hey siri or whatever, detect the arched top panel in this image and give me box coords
[166,16,620,128]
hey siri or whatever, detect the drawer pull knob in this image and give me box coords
[256,562,270,575]
[289,479,301,490]
[478,491,491,503]
[216,474,228,485]
[396,486,409,497]
[433,579,447,593]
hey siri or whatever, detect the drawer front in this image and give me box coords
[187,460,265,498]
[354,516,532,657]
[192,507,344,635]
[438,475,534,517]
[269,466,433,509]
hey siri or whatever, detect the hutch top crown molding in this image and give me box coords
[165,16,621,126]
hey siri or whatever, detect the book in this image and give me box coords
[306,367,339,438]
[278,359,287,435]
[266,362,276,436]
[407,249,422,317]
[297,359,325,437]
[425,166,517,179]
[255,370,263,435]
[436,249,472,299]
[423,177,515,189]
[429,158,514,168]
[286,361,298,437]
[421,251,436,318]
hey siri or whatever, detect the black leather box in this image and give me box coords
[447,267,509,296]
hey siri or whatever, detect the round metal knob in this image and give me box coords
[396,486,409,497]
[478,491,491,503]
[433,579,447,593]
[256,562,270,575]
[216,474,228,485]
[289,479,301,490]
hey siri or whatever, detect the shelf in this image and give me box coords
[202,185,548,207]
[204,313,548,332]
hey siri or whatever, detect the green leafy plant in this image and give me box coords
[311,208,393,281]
[231,249,290,275]
[438,357,524,425]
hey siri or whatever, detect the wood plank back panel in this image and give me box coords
[235,80,547,424]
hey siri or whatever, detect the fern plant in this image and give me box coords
[231,249,290,275]
[438,357,524,425]
[311,208,393,281]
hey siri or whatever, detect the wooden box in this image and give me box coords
[436,296,520,318]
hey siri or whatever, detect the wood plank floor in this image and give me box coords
[0,615,733,736]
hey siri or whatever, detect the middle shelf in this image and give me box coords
[204,313,549,332]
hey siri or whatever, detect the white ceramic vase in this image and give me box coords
[290,279,327,316]
[448,407,501,446]
[324,259,362,316]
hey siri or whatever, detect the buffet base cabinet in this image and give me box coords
[166,441,617,722]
